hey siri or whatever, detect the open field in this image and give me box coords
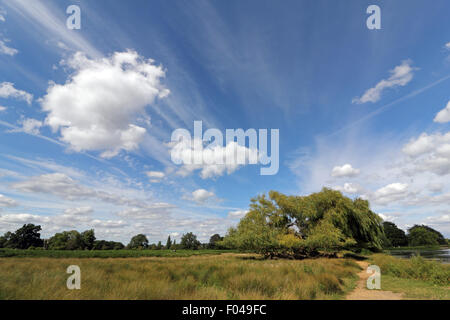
[0,253,360,300]
[1,252,448,300]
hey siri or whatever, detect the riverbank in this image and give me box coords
[368,254,449,299]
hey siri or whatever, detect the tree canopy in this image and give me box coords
[127,234,149,249]
[221,188,385,258]
[180,232,201,250]
[382,221,408,247]
[407,225,446,246]
[0,224,43,249]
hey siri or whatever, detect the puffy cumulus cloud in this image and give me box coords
[353,60,416,104]
[170,138,259,179]
[434,100,450,124]
[371,183,409,205]
[188,189,216,204]
[0,82,32,104]
[402,132,450,176]
[228,210,248,219]
[0,194,18,207]
[331,164,360,178]
[41,51,170,158]
[0,39,18,56]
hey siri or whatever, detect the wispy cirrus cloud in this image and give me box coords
[353,60,416,104]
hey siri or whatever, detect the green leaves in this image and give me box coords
[222,188,385,258]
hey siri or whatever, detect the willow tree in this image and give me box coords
[221,188,384,258]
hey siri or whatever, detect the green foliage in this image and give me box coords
[180,232,201,250]
[0,224,43,249]
[127,234,149,249]
[383,221,408,247]
[92,240,124,250]
[407,225,446,246]
[165,236,172,249]
[208,234,223,249]
[48,230,83,250]
[81,229,96,250]
[222,188,385,258]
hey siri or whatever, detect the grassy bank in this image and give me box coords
[0,254,360,300]
[370,254,450,299]
[0,248,232,258]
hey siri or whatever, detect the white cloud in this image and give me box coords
[12,173,92,200]
[0,82,33,104]
[445,42,450,50]
[331,164,360,178]
[353,60,416,104]
[0,194,18,207]
[170,138,259,179]
[117,203,175,219]
[0,213,49,224]
[63,207,93,216]
[228,210,248,219]
[146,171,165,183]
[0,39,18,56]
[19,118,43,135]
[10,173,155,208]
[434,100,450,123]
[333,183,362,194]
[0,105,6,111]
[41,51,170,158]
[402,132,450,176]
[372,183,409,205]
[0,9,5,22]
[189,189,215,204]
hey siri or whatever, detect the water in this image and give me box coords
[387,247,450,264]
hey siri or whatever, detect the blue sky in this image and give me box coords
[0,0,450,243]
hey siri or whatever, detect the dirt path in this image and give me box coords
[346,261,404,300]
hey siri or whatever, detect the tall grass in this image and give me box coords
[370,254,450,285]
[0,254,360,300]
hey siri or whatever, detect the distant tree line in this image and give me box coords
[381,221,447,248]
[0,224,224,251]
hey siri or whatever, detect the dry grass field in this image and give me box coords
[0,253,360,300]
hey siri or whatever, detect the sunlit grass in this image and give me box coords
[0,254,359,300]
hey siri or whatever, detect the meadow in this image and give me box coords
[0,253,360,300]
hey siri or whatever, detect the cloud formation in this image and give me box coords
[434,100,450,123]
[331,164,360,178]
[353,60,416,104]
[41,51,170,158]
[0,82,33,104]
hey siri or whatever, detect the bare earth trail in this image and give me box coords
[346,261,404,300]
